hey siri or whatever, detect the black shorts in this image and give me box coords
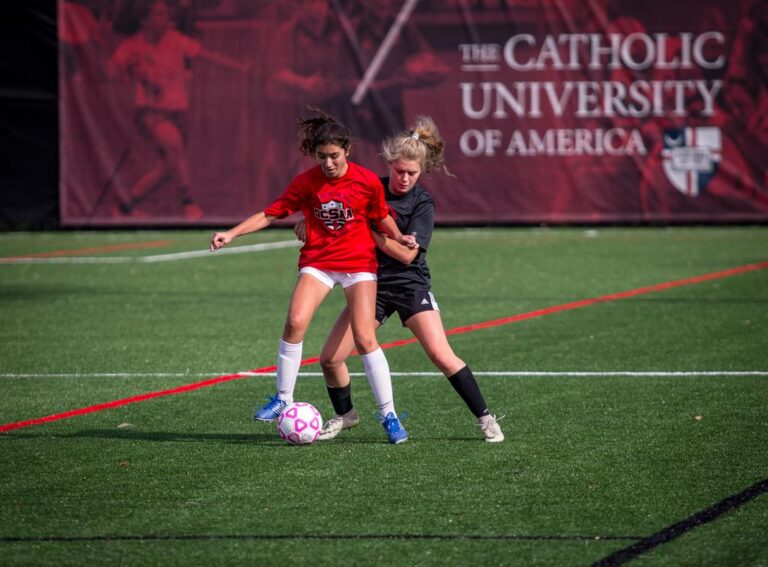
[376,287,440,326]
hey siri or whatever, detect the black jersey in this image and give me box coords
[377,177,435,290]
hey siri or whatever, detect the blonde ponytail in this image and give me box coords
[382,116,453,176]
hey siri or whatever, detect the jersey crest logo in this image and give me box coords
[661,127,722,197]
[314,200,354,231]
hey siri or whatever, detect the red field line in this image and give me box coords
[2,240,174,259]
[0,373,254,433]
[376,260,768,349]
[1,260,766,434]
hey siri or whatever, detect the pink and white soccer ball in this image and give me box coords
[277,402,323,445]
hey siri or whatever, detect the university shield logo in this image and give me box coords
[314,200,354,231]
[661,127,722,197]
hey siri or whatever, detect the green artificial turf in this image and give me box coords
[1,227,767,566]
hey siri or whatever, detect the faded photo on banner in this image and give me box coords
[59,0,768,225]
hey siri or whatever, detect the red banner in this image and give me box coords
[59,0,768,225]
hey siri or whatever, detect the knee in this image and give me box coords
[426,349,444,368]
[283,313,309,343]
[319,352,345,373]
[352,333,378,355]
[426,349,459,375]
[154,123,183,150]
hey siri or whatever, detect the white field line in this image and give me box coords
[0,240,301,265]
[2,371,767,379]
[143,240,300,262]
[243,371,768,377]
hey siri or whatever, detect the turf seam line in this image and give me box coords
[1,260,766,433]
[0,533,644,543]
[592,477,768,566]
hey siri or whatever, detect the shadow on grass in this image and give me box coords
[64,429,479,445]
[4,429,486,445]
[65,429,403,445]
[70,429,286,444]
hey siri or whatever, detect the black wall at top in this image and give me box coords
[0,1,58,229]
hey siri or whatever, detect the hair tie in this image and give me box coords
[411,131,420,141]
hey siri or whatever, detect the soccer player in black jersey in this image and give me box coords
[295,116,503,442]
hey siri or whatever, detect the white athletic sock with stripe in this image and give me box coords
[361,348,396,418]
[276,339,302,403]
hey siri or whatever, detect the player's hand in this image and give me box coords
[210,231,233,252]
[398,234,418,249]
[293,220,307,242]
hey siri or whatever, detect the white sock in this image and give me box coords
[361,348,396,418]
[276,339,302,403]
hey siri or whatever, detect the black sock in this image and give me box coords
[447,366,489,418]
[326,384,353,416]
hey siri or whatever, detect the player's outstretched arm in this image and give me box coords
[210,212,275,252]
[200,48,250,74]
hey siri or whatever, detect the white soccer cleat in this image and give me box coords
[318,409,361,440]
[478,415,505,443]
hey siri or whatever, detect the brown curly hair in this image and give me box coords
[296,107,352,156]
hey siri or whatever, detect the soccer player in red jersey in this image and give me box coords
[296,117,504,443]
[108,0,247,220]
[210,109,416,444]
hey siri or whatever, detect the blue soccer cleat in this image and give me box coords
[381,412,409,444]
[253,394,288,422]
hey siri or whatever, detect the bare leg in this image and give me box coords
[319,306,356,388]
[253,273,331,420]
[317,306,360,437]
[119,115,178,212]
[406,310,502,441]
[342,280,379,354]
[344,281,399,421]
[405,310,465,376]
[282,273,332,343]
[127,158,169,203]
[123,116,194,215]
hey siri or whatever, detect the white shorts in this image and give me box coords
[299,267,377,289]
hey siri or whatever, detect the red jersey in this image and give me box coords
[264,162,389,272]
[109,30,202,111]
